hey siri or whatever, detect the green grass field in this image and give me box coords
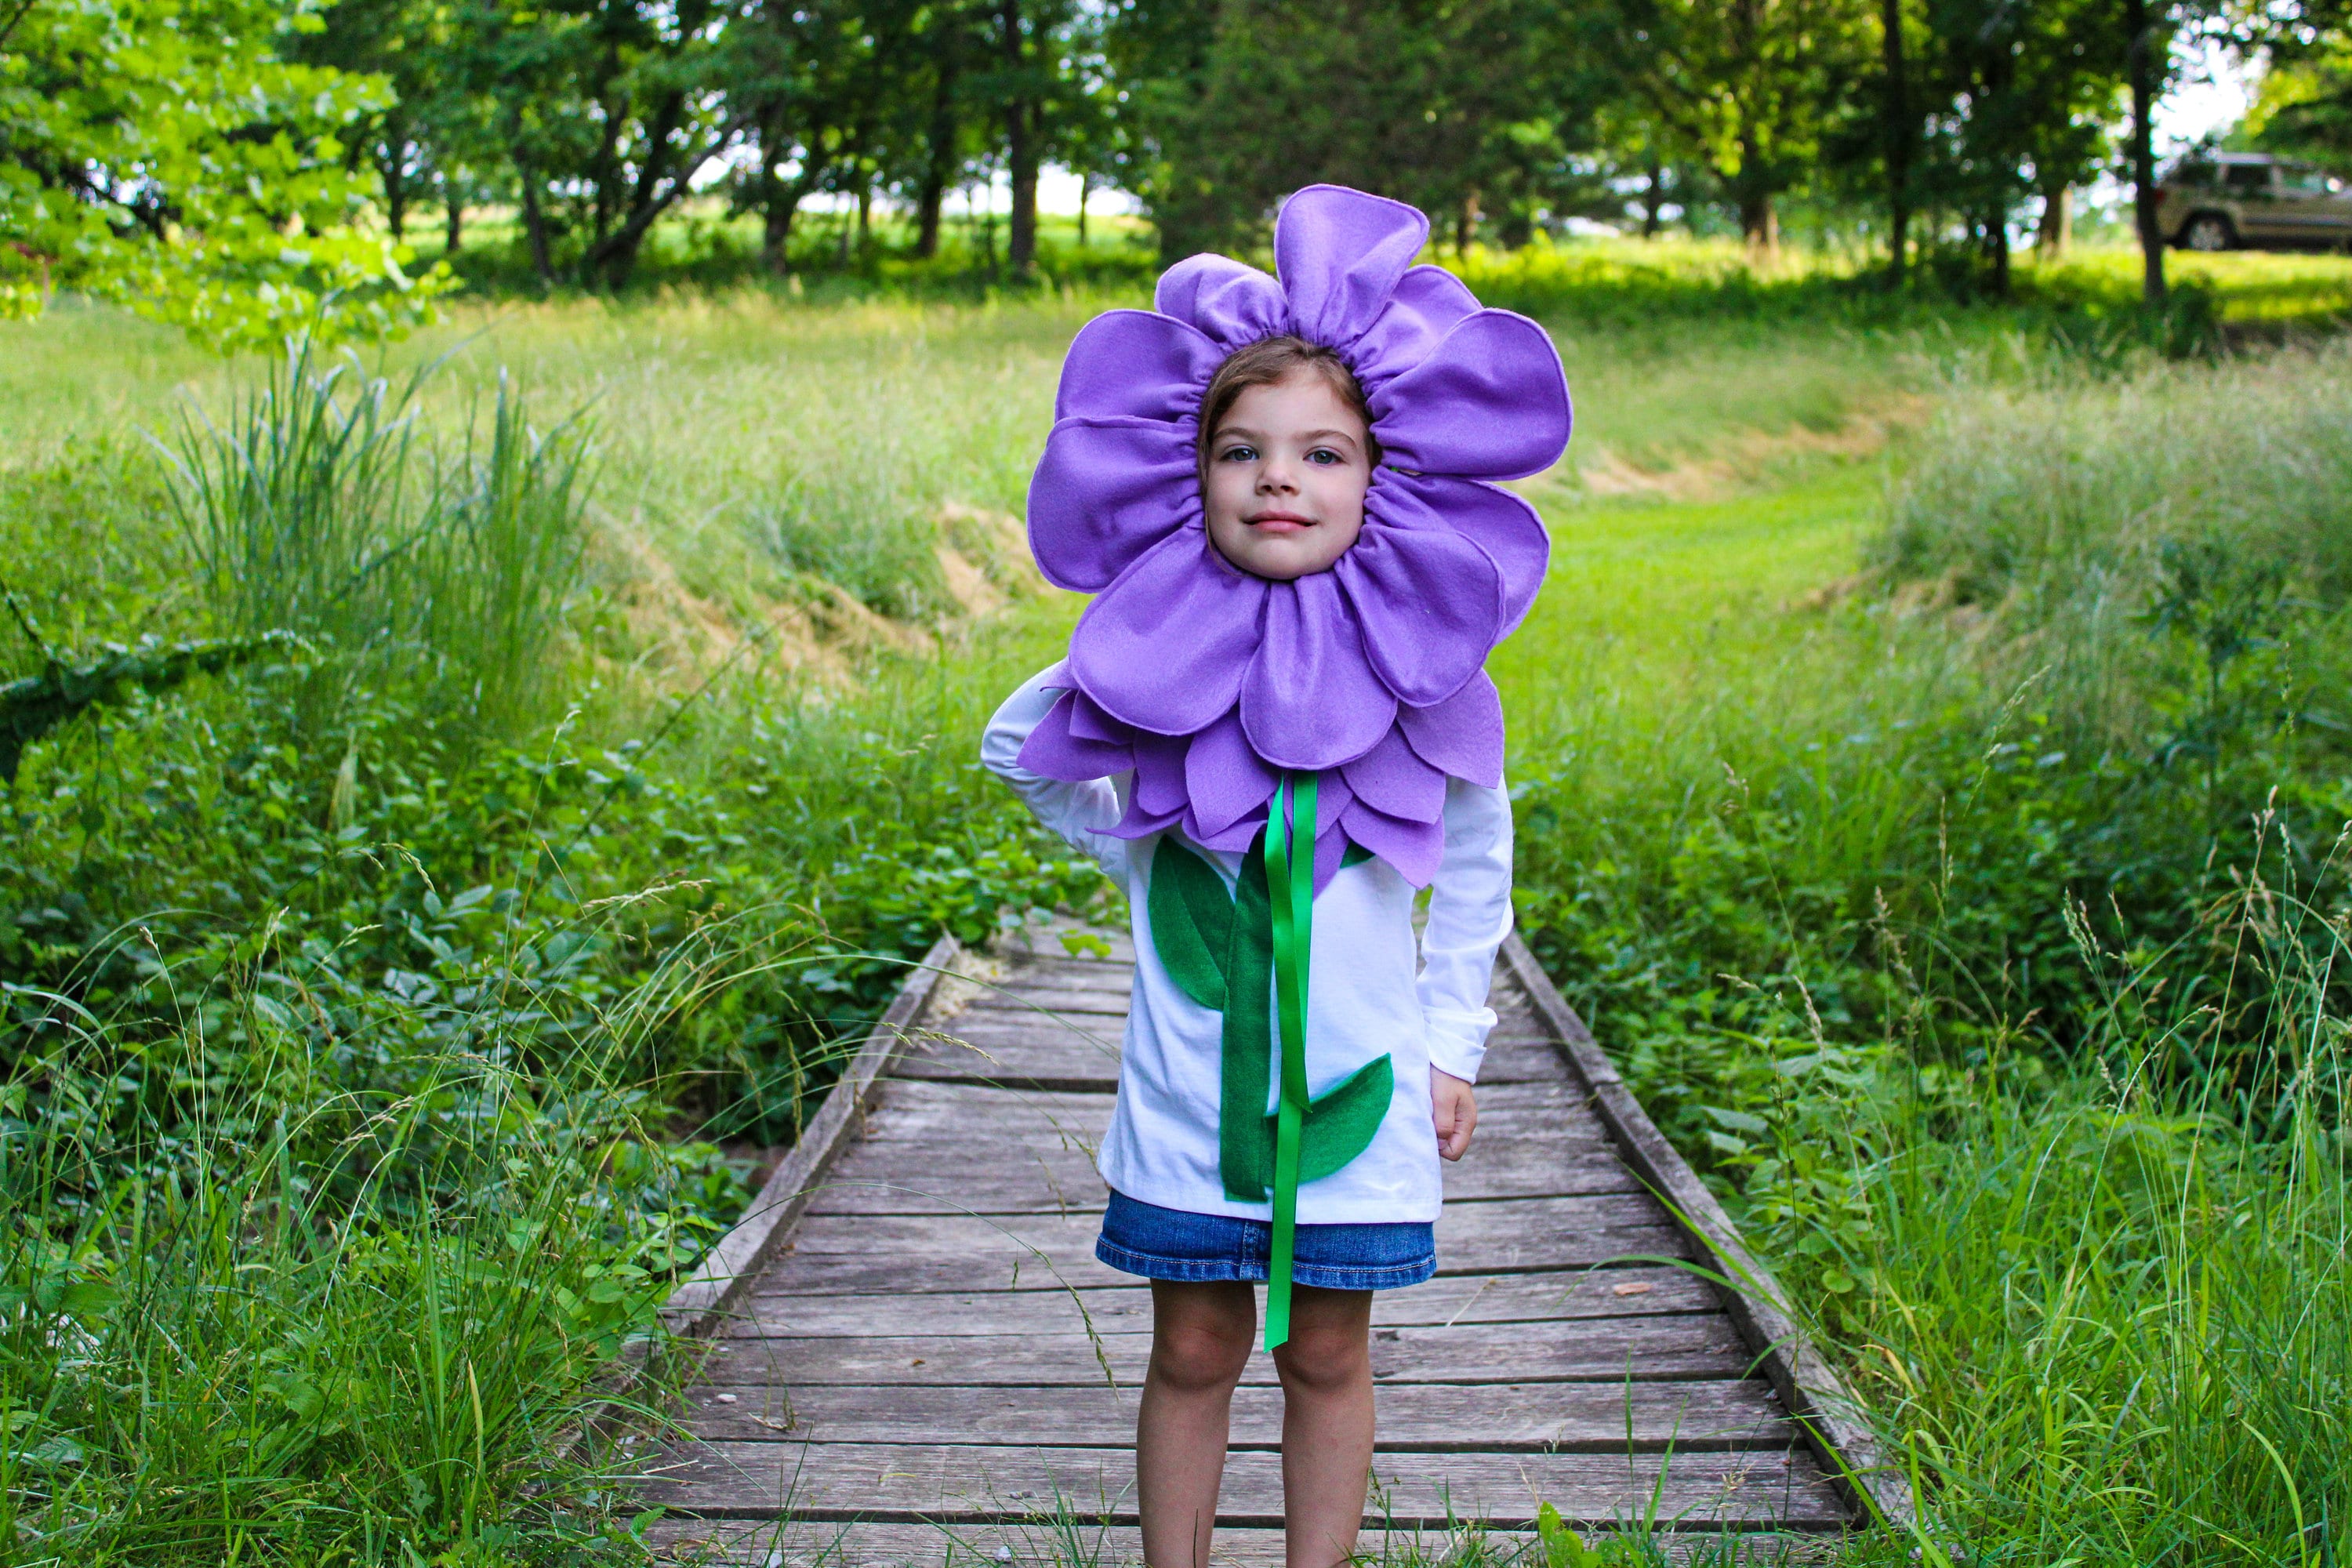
[2,252,2349,1564]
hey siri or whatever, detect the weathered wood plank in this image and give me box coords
[637,1518,1830,1568]
[635,1443,1849,1529]
[808,1121,1644,1214]
[739,1267,1719,1329]
[674,1378,1797,1452]
[699,1312,1756,1386]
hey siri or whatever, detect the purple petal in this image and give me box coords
[1276,185,1429,351]
[1341,799,1446,887]
[1185,710,1279,837]
[1066,689,1132,745]
[1335,515,1504,707]
[1027,417,1202,592]
[1055,310,1222,423]
[1398,671,1504,788]
[1070,529,1268,735]
[1131,731,1190,817]
[1375,471,1550,637]
[1189,811,1263,853]
[1155,254,1289,349]
[1340,724,1447,824]
[1018,691,1136,781]
[1369,310,1572,481]
[1240,572,1399,770]
[1116,797,1185,837]
[1348,266,1480,394]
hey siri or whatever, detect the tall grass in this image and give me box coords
[0,898,786,1563]
[158,341,592,742]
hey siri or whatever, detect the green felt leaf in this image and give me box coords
[1220,836,1276,1201]
[1276,1052,1396,1185]
[1148,838,1234,1011]
[1341,840,1374,869]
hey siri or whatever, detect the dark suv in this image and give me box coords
[2157,152,2352,251]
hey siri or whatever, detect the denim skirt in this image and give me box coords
[1095,1189,1436,1291]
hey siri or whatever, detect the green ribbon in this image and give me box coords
[1262,769,1316,1352]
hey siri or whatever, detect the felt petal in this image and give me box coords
[1131,731,1191,818]
[1397,671,1504,789]
[1369,310,1572,481]
[1028,417,1203,592]
[1018,691,1136,781]
[1340,724,1448,825]
[1070,529,1268,735]
[1340,799,1446,887]
[1240,572,1398,770]
[1155,253,1290,349]
[1375,470,1551,637]
[1054,310,1222,423]
[1190,811,1264,854]
[1335,517,1504,707]
[1117,798,1186,838]
[1348,266,1481,393]
[1066,689,1131,744]
[1276,185,1429,351]
[1185,710,1280,838]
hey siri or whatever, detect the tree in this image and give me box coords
[0,0,445,345]
[1605,0,1869,252]
[1131,0,1573,256]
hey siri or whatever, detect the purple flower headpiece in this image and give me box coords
[1018,184,1573,891]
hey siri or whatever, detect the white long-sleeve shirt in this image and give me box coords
[982,665,1515,1224]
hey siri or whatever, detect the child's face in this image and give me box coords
[1201,371,1372,581]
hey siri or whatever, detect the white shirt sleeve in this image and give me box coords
[980,662,1136,889]
[1417,778,1515,1083]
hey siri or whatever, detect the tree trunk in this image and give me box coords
[444,187,463,256]
[2037,183,2072,259]
[857,180,871,248]
[1077,175,1089,249]
[517,162,554,285]
[764,183,797,275]
[1880,0,1911,282]
[1739,186,1778,255]
[999,0,1037,278]
[2126,0,2165,303]
[381,145,408,240]
[1641,154,1664,238]
[915,42,958,260]
[1984,210,2011,296]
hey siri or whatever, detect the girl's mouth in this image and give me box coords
[1245,510,1315,532]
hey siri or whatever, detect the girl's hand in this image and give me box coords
[1431,1069,1477,1161]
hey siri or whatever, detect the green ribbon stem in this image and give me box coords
[1263,769,1316,1352]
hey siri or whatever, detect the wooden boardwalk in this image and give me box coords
[641,927,1897,1566]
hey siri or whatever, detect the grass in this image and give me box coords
[3,267,2352,1563]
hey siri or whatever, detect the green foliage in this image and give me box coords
[0,0,448,347]
[157,339,593,743]
[0,627,303,783]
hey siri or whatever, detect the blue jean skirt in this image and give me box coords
[1096,1189,1436,1291]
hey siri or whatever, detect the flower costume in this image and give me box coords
[983,184,1570,1346]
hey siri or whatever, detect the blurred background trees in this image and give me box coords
[13,0,2352,313]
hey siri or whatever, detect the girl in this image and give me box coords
[982,184,1571,1568]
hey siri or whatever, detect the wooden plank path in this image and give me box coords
[641,927,1902,1566]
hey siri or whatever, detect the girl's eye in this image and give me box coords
[1307,448,1343,466]
[1220,444,1258,463]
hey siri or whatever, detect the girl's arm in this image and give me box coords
[1417,778,1515,1087]
[980,663,1134,884]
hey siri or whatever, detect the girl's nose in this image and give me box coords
[1258,461,1297,494]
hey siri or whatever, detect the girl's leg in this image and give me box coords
[1138,1280,1256,1568]
[1272,1285,1375,1568]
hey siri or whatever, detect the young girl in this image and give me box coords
[982,184,1570,1568]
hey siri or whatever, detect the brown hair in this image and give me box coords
[1196,336,1380,477]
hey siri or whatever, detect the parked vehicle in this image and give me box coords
[2156,152,2352,251]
